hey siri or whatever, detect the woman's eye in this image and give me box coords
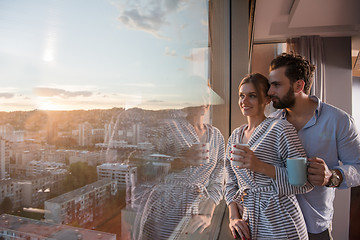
[239,94,245,99]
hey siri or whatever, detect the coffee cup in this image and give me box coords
[230,143,248,168]
[192,142,210,165]
[286,157,307,186]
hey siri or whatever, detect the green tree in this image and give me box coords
[0,197,13,214]
[62,162,98,192]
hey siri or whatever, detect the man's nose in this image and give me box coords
[267,86,274,96]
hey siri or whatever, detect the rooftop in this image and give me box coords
[0,214,116,240]
[45,179,114,204]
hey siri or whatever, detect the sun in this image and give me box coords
[36,98,62,111]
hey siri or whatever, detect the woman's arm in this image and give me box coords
[203,128,225,205]
[231,145,276,178]
[274,121,314,195]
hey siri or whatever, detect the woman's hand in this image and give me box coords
[229,217,250,239]
[231,145,261,171]
[231,145,275,179]
[183,143,210,165]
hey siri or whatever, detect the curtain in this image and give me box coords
[286,36,326,101]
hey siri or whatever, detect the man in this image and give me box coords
[268,52,360,240]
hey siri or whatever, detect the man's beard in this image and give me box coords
[272,86,296,109]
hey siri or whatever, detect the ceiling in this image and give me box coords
[253,0,360,76]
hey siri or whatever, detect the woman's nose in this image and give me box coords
[242,95,249,103]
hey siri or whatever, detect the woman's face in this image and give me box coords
[238,82,268,117]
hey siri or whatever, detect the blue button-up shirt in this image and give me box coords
[271,96,360,233]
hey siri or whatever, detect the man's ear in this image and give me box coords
[294,80,305,93]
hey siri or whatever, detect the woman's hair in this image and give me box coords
[239,73,270,104]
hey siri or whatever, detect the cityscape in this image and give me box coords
[0,107,184,239]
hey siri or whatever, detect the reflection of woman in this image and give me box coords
[225,73,313,239]
[133,81,225,240]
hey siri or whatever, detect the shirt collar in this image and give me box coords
[280,95,322,129]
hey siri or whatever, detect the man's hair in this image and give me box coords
[269,52,315,94]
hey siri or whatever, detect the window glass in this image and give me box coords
[0,0,226,239]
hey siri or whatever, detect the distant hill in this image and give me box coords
[0,108,185,132]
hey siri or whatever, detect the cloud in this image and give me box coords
[146,99,165,103]
[184,48,208,62]
[164,47,176,56]
[120,82,155,88]
[113,0,186,38]
[0,93,15,99]
[34,87,93,98]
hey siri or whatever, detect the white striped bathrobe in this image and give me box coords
[225,117,313,240]
[133,118,225,240]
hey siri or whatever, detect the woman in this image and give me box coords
[225,73,313,240]
[133,80,225,240]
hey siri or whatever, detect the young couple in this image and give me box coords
[225,53,360,239]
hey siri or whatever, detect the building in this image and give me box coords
[97,163,137,189]
[0,140,10,180]
[0,124,25,143]
[18,170,67,208]
[78,122,93,147]
[104,122,114,144]
[92,128,105,144]
[0,214,116,240]
[26,160,66,177]
[69,151,104,166]
[47,120,58,145]
[44,179,116,225]
[0,180,22,210]
[0,170,67,211]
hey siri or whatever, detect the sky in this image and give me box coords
[0,0,220,112]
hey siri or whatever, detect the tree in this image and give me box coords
[62,162,98,192]
[0,197,13,214]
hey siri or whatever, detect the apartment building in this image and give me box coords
[97,163,137,189]
[19,170,67,208]
[44,179,116,225]
[0,214,116,240]
[0,180,22,210]
[0,140,10,180]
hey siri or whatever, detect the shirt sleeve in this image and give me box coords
[273,121,314,196]
[206,129,225,205]
[334,115,360,189]
[224,129,241,205]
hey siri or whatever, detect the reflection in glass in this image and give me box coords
[0,0,224,239]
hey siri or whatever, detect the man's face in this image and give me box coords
[268,67,296,109]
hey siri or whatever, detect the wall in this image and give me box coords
[230,0,249,133]
[323,36,352,239]
[350,76,360,239]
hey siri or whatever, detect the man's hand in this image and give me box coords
[307,157,332,186]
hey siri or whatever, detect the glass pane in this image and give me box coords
[0,1,226,239]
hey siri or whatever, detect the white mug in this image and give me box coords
[230,143,248,168]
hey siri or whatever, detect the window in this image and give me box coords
[0,0,230,239]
